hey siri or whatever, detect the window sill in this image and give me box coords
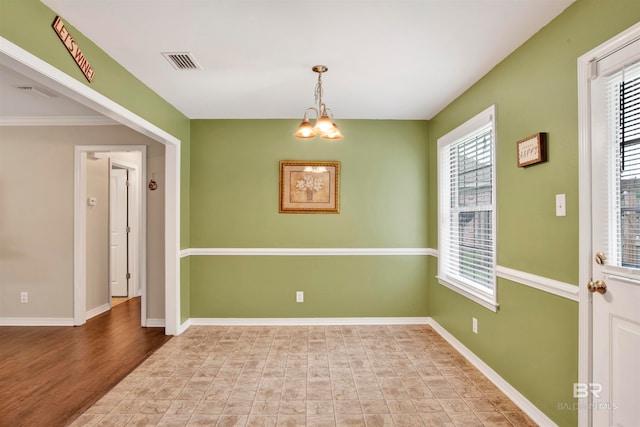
[436,276,499,312]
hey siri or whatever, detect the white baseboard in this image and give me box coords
[426,318,557,427]
[146,318,165,328]
[86,303,110,320]
[0,317,75,326]
[179,318,192,334]
[189,317,431,326]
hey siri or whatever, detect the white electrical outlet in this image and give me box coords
[472,317,478,334]
[20,291,28,303]
[296,291,304,303]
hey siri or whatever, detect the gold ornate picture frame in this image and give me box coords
[279,160,340,214]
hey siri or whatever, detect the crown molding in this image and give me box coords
[0,116,117,126]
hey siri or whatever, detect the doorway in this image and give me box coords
[109,155,142,308]
[78,146,147,326]
[578,22,640,427]
[1,37,181,335]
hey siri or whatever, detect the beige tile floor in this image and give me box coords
[71,325,537,426]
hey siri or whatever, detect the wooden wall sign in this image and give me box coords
[52,16,95,82]
[517,132,547,167]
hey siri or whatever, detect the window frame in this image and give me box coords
[437,105,498,311]
[608,66,640,270]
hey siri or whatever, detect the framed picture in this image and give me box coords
[279,160,340,213]
[517,132,547,167]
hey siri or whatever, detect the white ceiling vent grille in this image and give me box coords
[15,86,57,98]
[162,52,202,70]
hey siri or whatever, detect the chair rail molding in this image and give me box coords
[180,247,434,257]
[495,265,579,301]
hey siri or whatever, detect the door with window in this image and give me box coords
[590,37,640,427]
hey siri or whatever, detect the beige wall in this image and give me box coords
[0,125,165,321]
[85,157,109,312]
[0,127,75,317]
[145,144,165,320]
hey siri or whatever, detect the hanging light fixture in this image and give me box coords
[294,65,344,141]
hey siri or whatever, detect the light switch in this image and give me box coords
[556,194,566,217]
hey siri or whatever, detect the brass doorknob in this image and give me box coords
[588,280,607,294]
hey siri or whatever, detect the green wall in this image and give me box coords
[190,119,430,317]
[427,0,640,425]
[6,0,640,424]
[1,0,192,320]
[192,256,429,318]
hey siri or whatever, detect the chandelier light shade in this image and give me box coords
[294,65,344,141]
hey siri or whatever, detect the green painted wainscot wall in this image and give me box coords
[5,0,640,425]
[427,0,640,426]
[0,0,192,322]
[189,119,430,318]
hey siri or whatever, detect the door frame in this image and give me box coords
[577,21,640,427]
[78,149,145,320]
[0,36,181,335]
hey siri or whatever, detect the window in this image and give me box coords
[438,105,497,311]
[603,61,640,269]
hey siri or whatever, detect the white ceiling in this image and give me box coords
[10,0,575,121]
[0,64,104,118]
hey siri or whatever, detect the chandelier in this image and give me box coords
[294,65,344,140]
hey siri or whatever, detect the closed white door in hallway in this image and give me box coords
[110,167,128,298]
[590,36,640,427]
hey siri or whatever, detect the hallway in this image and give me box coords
[0,297,171,427]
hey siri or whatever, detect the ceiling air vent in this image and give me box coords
[162,52,202,70]
[15,86,57,98]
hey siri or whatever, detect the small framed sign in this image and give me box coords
[517,132,547,167]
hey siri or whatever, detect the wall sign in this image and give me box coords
[52,16,95,82]
[517,132,547,167]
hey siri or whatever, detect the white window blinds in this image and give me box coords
[438,105,496,309]
[445,124,494,291]
[605,62,640,269]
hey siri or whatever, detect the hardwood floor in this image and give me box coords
[0,297,171,427]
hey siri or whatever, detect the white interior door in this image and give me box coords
[110,167,128,297]
[590,38,640,427]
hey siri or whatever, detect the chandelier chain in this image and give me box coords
[315,73,324,109]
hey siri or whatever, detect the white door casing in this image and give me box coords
[76,147,147,327]
[581,25,640,427]
[0,36,182,335]
[110,167,129,298]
